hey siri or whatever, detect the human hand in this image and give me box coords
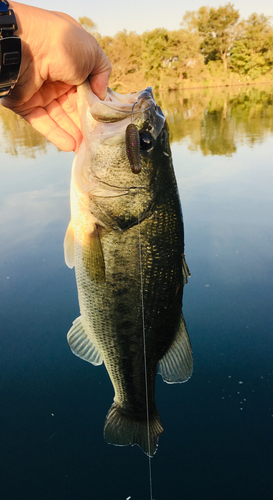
[1,2,112,152]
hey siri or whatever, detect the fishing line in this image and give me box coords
[127,101,154,499]
[137,177,154,500]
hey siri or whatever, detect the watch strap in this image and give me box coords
[0,0,21,97]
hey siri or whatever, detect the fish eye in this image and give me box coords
[139,132,153,151]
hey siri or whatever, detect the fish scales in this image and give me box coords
[64,82,193,456]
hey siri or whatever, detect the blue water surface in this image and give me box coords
[0,97,272,500]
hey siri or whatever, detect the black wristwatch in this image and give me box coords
[0,0,21,97]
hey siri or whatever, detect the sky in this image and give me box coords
[21,0,273,37]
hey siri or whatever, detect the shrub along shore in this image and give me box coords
[79,4,273,93]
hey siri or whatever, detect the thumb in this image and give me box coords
[90,71,111,100]
[89,49,112,100]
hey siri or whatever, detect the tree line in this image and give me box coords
[79,3,273,91]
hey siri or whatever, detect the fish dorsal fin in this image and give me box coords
[67,316,103,366]
[64,220,75,269]
[158,314,193,384]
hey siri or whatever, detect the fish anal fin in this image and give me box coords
[64,221,75,269]
[104,403,164,457]
[82,225,105,283]
[158,314,193,384]
[67,316,103,366]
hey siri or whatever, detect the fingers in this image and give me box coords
[57,90,81,131]
[89,42,112,100]
[23,97,83,152]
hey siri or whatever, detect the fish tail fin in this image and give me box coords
[104,403,164,457]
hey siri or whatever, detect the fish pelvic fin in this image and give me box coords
[64,220,75,269]
[158,314,193,384]
[67,316,103,366]
[104,403,164,457]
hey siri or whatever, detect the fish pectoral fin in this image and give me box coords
[64,220,75,269]
[158,314,193,384]
[67,316,103,366]
[82,225,105,283]
[104,403,164,457]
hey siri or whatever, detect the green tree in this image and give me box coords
[78,16,97,33]
[141,28,204,87]
[230,14,273,78]
[96,30,143,91]
[142,28,170,79]
[186,3,240,73]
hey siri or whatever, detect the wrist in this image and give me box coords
[0,0,21,96]
[8,2,49,77]
[7,2,84,85]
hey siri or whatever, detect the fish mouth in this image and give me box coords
[90,87,155,123]
[76,82,166,183]
[77,82,165,147]
[77,82,157,126]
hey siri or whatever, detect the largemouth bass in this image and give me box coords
[64,82,193,456]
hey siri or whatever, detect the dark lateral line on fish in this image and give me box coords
[116,200,155,231]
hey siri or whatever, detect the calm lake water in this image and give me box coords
[1,85,272,500]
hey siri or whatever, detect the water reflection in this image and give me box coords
[1,85,273,157]
[1,84,273,500]
[0,105,48,157]
[157,84,273,154]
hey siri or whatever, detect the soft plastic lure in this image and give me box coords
[125,102,141,174]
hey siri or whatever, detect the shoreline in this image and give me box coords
[110,77,273,94]
[159,80,273,93]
